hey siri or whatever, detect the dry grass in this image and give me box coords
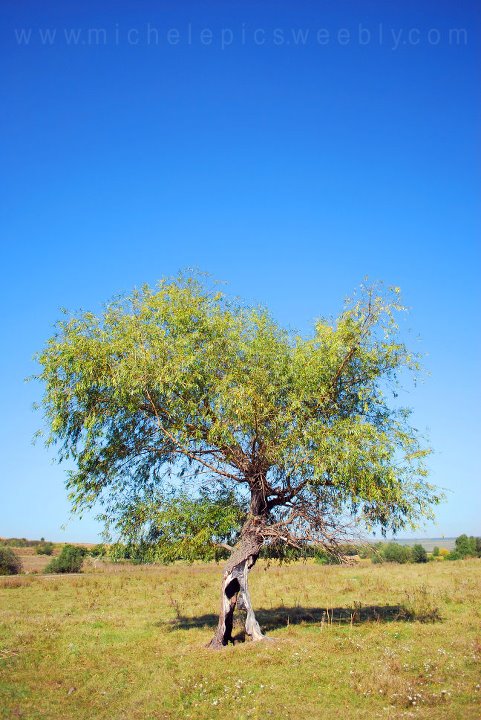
[1,559,480,719]
[15,553,52,574]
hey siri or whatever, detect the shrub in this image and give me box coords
[313,549,342,565]
[36,541,54,556]
[0,547,22,575]
[383,542,413,564]
[445,551,461,561]
[44,545,86,574]
[432,546,440,557]
[412,544,428,563]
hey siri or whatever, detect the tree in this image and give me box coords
[412,543,428,563]
[452,534,478,559]
[476,537,481,558]
[36,274,441,648]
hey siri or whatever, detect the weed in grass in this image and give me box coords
[401,586,442,623]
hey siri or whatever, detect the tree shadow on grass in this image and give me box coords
[163,603,435,633]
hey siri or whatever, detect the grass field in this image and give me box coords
[1,558,480,720]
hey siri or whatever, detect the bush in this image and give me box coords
[314,549,343,565]
[36,541,54,556]
[372,542,413,564]
[44,545,86,574]
[445,551,461,561]
[412,544,428,563]
[0,547,22,575]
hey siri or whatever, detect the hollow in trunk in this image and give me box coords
[208,524,265,648]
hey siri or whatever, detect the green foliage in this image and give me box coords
[105,488,245,563]
[452,534,480,559]
[35,274,442,551]
[0,547,22,575]
[259,543,309,562]
[411,543,428,563]
[372,542,413,564]
[446,535,481,561]
[44,545,86,574]
[313,549,343,565]
[432,546,440,557]
[89,543,107,557]
[370,541,434,564]
[36,541,54,556]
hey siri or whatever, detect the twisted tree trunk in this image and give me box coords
[208,487,267,648]
[208,524,264,648]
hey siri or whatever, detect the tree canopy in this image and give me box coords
[36,274,442,645]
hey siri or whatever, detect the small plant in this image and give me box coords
[401,586,441,622]
[44,545,86,574]
[36,541,54,556]
[0,547,22,575]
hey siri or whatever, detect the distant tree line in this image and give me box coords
[1,534,479,575]
[0,537,46,548]
[104,535,481,566]
[370,542,428,564]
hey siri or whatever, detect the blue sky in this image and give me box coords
[0,0,479,542]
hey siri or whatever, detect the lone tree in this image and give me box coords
[36,274,441,648]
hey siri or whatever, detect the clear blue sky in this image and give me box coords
[1,0,479,542]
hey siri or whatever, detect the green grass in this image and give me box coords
[1,559,480,719]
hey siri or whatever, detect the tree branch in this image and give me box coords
[144,389,244,483]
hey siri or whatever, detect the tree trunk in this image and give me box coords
[208,521,265,649]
